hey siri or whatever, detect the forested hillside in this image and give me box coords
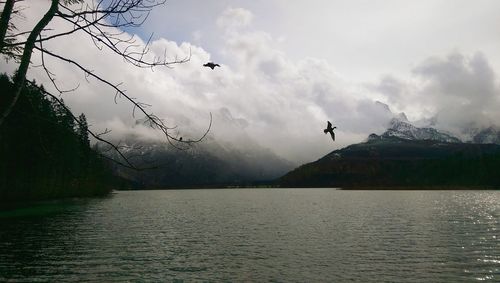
[0,74,113,201]
[280,137,500,188]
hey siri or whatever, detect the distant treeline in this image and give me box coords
[0,74,114,201]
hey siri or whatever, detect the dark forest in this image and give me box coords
[0,74,114,201]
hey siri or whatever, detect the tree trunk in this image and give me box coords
[0,0,15,52]
[0,0,59,127]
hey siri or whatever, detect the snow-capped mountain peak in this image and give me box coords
[378,118,461,143]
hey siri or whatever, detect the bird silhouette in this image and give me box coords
[203,62,220,69]
[179,137,183,142]
[323,121,337,141]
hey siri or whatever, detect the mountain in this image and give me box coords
[106,137,294,189]
[279,117,499,188]
[279,136,500,188]
[471,127,500,144]
[370,101,461,143]
[371,118,461,143]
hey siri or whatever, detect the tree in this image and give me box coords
[78,113,90,148]
[0,0,16,52]
[0,75,116,200]
[0,0,211,169]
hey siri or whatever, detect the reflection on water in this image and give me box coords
[0,189,499,281]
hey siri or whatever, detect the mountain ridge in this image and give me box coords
[279,136,500,188]
[278,117,500,188]
[105,136,294,189]
[378,118,461,143]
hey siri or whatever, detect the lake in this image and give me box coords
[1,189,499,281]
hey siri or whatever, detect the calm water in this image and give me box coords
[0,189,499,282]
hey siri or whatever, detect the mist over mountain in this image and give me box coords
[106,134,294,188]
[107,99,500,189]
[368,101,500,145]
[105,106,295,188]
[464,127,500,145]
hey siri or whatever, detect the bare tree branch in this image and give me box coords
[37,34,80,94]
[1,0,212,170]
[34,45,212,149]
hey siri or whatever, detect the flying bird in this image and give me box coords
[323,121,337,141]
[203,62,220,69]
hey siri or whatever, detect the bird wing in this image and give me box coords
[327,121,332,128]
[329,131,335,141]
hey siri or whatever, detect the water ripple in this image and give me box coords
[1,189,499,282]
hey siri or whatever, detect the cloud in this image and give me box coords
[0,4,416,163]
[371,51,500,137]
[4,3,499,165]
[216,7,254,31]
[369,76,408,107]
[415,52,500,133]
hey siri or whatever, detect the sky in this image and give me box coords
[2,0,500,164]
